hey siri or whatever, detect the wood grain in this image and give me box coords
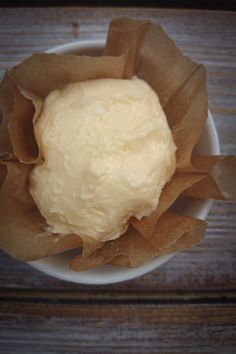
[0,301,236,354]
[0,7,235,354]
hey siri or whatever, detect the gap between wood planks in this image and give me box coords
[0,289,235,305]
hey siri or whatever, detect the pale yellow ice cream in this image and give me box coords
[30,78,176,242]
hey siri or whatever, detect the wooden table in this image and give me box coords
[0,7,235,354]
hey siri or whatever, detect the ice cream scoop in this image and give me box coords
[30,77,176,243]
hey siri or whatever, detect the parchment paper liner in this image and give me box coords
[70,212,207,270]
[0,17,235,269]
[183,156,236,200]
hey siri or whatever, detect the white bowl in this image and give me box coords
[29,40,220,285]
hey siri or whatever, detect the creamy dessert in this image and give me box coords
[30,77,176,243]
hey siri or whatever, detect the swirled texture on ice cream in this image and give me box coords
[30,78,176,242]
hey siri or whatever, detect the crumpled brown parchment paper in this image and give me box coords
[0,17,235,270]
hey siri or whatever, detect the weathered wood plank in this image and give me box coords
[0,288,236,303]
[0,7,235,354]
[0,301,235,354]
